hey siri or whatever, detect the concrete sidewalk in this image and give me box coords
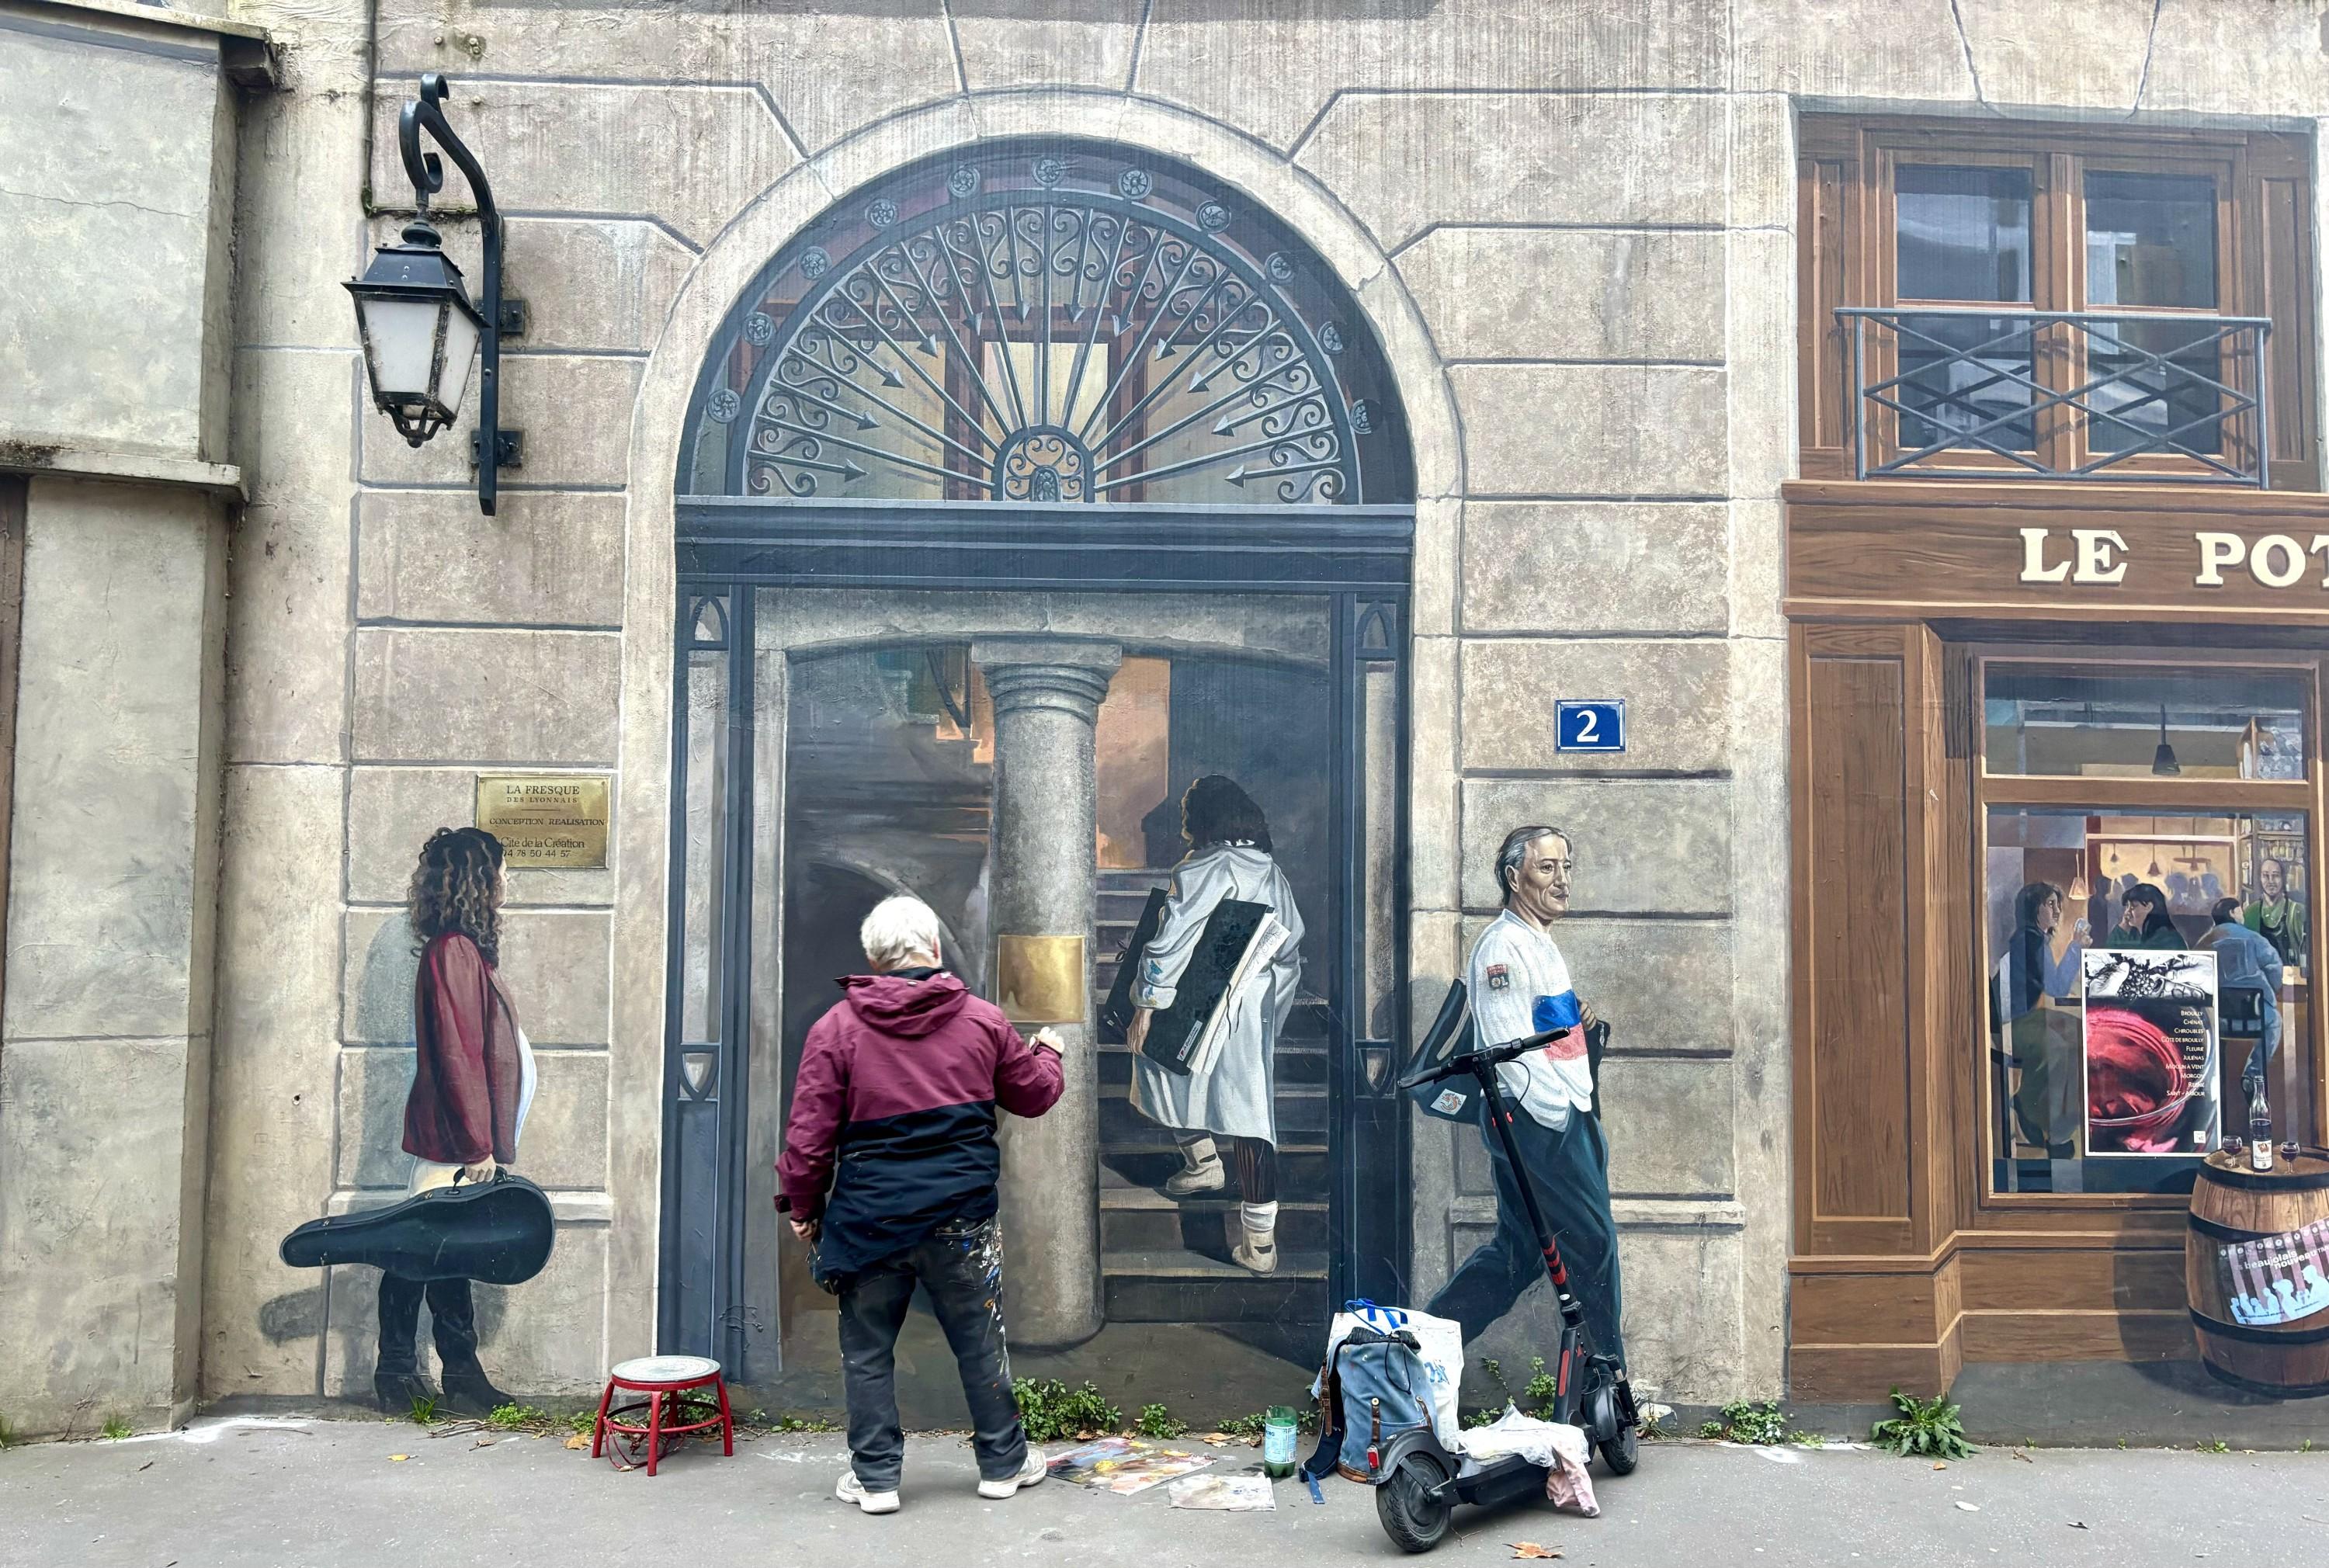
[6,1416,2327,1568]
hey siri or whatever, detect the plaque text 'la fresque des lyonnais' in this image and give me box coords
[474,775,612,870]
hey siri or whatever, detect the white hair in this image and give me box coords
[859,895,945,972]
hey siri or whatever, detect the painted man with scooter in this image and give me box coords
[1425,824,1626,1379]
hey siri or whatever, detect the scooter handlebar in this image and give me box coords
[1394,1027,1563,1091]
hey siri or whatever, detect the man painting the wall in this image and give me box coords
[779,895,1067,1515]
[1425,825,1625,1379]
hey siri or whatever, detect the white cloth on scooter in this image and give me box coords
[1455,1406,1600,1518]
[1319,1303,1463,1443]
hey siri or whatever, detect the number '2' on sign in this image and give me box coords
[1555,699,1626,754]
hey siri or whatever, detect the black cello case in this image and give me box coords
[279,1173,555,1285]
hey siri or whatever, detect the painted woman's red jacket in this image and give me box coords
[404,932,522,1165]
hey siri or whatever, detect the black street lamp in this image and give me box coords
[345,74,526,515]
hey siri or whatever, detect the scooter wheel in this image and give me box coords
[1598,1418,1640,1476]
[1376,1452,1453,1553]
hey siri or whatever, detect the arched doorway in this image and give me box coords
[665,140,1416,1403]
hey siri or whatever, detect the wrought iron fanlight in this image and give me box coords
[697,151,1387,506]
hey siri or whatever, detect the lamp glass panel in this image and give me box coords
[359,297,448,399]
[436,307,481,418]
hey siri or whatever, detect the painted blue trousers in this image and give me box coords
[1425,1106,1626,1372]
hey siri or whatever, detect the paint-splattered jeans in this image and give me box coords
[836,1213,1027,1490]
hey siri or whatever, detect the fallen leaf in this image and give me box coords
[2011,1449,2033,1463]
[1932,1462,1947,1470]
[472,1438,495,1448]
[136,1462,152,1473]
[1510,1545,1563,1560]
[388,1455,410,1462]
[564,1434,591,1451]
[1954,1502,1980,1513]
[2070,1522,2089,1531]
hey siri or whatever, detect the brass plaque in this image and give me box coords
[474,774,611,870]
[994,934,1088,1025]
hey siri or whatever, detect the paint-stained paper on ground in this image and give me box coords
[1046,1437,1215,1494]
[1167,1473,1276,1511]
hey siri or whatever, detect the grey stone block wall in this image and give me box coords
[0,9,240,463]
[43,0,2306,1428]
[0,480,227,1435]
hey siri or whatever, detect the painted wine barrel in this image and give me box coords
[2185,1150,2329,1398]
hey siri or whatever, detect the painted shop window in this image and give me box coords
[1978,658,2321,1199]
[1983,667,2307,781]
[1798,119,2318,487]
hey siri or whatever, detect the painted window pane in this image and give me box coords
[1983,665,2307,780]
[1897,165,2032,304]
[1985,805,2315,1196]
[2086,172,2216,310]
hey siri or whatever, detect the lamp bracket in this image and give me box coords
[499,297,529,338]
[397,73,514,515]
[474,428,525,473]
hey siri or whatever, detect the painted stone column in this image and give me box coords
[971,638,1121,1348]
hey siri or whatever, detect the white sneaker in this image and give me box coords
[836,1470,900,1514]
[977,1446,1048,1499]
[1164,1158,1227,1196]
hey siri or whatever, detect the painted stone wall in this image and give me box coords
[193,0,2329,1420]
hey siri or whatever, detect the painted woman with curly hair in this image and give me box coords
[373,826,536,1415]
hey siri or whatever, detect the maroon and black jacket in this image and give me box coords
[404,932,523,1165]
[778,969,1063,1278]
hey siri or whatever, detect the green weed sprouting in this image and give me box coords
[1869,1389,1974,1460]
[1700,1400,1792,1445]
[1011,1379,1121,1443]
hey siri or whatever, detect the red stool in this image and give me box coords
[591,1355,734,1476]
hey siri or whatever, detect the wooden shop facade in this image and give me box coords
[1785,116,2329,1399]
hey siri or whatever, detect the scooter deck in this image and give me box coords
[1446,1453,1553,1511]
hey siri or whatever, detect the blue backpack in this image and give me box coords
[1302,1325,1435,1482]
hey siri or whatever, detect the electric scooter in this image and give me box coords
[1367,1013,1640,1552]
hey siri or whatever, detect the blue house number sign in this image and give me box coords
[1555,699,1626,754]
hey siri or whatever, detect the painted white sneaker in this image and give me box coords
[977,1446,1048,1499]
[1229,1213,1279,1275]
[1163,1158,1227,1197]
[836,1470,900,1514]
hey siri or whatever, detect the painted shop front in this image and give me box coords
[1786,116,2329,1402]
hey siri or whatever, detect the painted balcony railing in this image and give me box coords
[1838,307,2273,487]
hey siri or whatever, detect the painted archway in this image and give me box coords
[607,97,1461,1393]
